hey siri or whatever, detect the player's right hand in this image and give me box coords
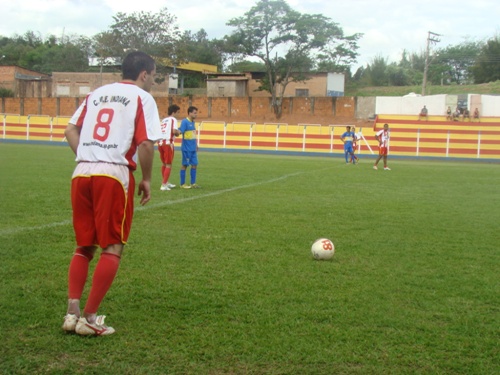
[138,180,151,206]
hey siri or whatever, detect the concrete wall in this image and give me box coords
[481,95,500,117]
[375,94,500,117]
[356,97,376,119]
[207,80,246,97]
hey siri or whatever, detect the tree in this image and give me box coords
[471,36,500,84]
[224,0,361,119]
[92,6,182,80]
[0,32,87,73]
[177,29,224,69]
[92,31,123,74]
[170,29,227,88]
[367,56,388,86]
[386,63,409,86]
[227,60,266,73]
[432,42,482,84]
[106,7,180,57]
[90,7,182,84]
[315,31,362,73]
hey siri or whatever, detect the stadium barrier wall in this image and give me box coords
[3,113,499,160]
[373,115,500,159]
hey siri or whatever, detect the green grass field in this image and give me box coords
[346,80,500,97]
[0,142,499,375]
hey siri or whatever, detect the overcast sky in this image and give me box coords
[1,0,499,71]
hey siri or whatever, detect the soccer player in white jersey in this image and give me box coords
[158,104,181,191]
[373,123,391,170]
[62,51,162,336]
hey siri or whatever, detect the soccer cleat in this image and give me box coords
[75,315,115,336]
[166,183,176,188]
[62,313,78,332]
[373,166,378,170]
[384,167,391,170]
[160,184,171,191]
[191,184,201,189]
[180,184,191,189]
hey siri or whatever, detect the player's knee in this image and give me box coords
[75,246,96,261]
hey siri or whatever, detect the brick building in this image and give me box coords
[207,72,345,98]
[51,72,170,97]
[0,66,51,98]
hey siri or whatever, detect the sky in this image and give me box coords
[1,0,499,71]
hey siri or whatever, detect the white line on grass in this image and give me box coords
[0,219,73,237]
[136,171,304,211]
[0,170,308,237]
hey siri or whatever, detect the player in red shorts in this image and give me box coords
[158,104,181,191]
[373,123,391,170]
[62,51,162,336]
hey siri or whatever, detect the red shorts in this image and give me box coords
[71,172,135,249]
[379,146,388,156]
[158,143,175,164]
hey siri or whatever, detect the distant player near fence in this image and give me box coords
[341,126,358,164]
[373,123,391,171]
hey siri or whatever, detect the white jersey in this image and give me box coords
[69,82,162,170]
[159,116,178,145]
[376,129,390,147]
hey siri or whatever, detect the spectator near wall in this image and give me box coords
[473,108,480,122]
[418,105,428,121]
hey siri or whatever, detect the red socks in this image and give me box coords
[84,252,121,314]
[68,248,93,299]
[162,166,172,185]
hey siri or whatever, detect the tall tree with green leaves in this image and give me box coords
[367,56,388,86]
[227,60,266,73]
[432,41,482,84]
[471,36,500,84]
[177,29,224,69]
[106,7,180,56]
[93,6,182,80]
[224,0,361,118]
[0,32,87,73]
[168,29,226,87]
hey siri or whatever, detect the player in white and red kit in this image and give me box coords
[62,51,162,336]
[158,104,181,191]
[373,123,391,170]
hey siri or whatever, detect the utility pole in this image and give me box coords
[422,31,441,96]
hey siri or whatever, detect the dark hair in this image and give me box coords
[188,106,198,115]
[168,104,180,116]
[122,51,155,81]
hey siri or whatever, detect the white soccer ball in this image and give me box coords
[311,238,335,260]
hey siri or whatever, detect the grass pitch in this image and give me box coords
[0,143,499,374]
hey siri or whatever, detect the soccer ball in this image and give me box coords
[311,238,335,260]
